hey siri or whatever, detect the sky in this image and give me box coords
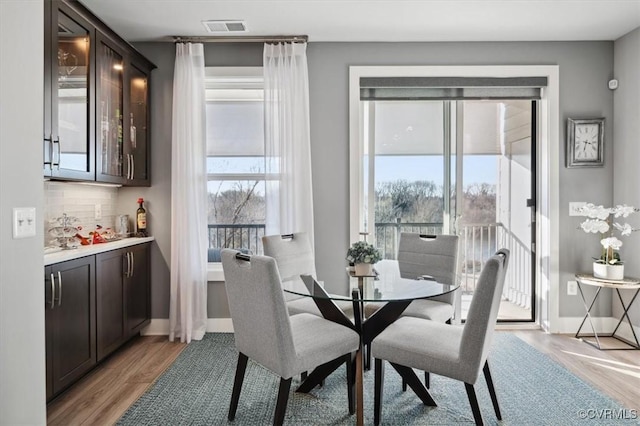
[373,155,497,188]
[207,154,498,192]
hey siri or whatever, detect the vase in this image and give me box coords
[354,262,373,276]
[593,262,624,280]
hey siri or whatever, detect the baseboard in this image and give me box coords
[207,318,234,332]
[141,319,170,335]
[141,318,234,336]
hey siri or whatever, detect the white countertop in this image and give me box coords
[44,237,155,266]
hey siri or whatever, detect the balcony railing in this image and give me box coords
[374,221,532,309]
[208,224,266,255]
[208,221,532,310]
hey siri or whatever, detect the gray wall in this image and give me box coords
[613,27,640,328]
[308,42,615,318]
[130,40,619,320]
[118,43,263,318]
[0,0,47,424]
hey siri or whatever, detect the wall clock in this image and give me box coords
[566,118,605,168]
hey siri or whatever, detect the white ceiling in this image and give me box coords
[79,0,640,43]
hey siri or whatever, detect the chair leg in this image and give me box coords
[228,352,248,421]
[464,383,484,426]
[273,377,292,426]
[346,353,356,415]
[374,358,385,426]
[483,360,502,420]
[301,371,307,381]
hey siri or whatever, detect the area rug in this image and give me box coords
[118,333,637,425]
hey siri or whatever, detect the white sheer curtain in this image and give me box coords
[169,43,207,343]
[263,42,315,246]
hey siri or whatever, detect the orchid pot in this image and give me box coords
[593,262,624,280]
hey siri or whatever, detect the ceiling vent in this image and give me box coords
[202,20,247,33]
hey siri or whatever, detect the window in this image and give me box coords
[206,67,267,261]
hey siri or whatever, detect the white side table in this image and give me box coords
[574,274,640,350]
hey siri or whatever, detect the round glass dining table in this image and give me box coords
[284,262,459,426]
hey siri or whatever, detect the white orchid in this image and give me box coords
[612,204,638,218]
[579,203,612,220]
[613,222,635,236]
[580,219,609,234]
[601,237,623,250]
[578,203,638,265]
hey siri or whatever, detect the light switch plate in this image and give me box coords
[13,207,37,239]
[569,202,587,216]
[95,204,102,220]
[567,280,578,296]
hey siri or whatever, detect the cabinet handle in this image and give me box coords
[126,154,131,180]
[123,252,129,277]
[131,154,135,180]
[52,138,61,169]
[50,273,56,309]
[130,252,134,277]
[57,271,62,306]
[44,137,53,168]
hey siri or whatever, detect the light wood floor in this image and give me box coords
[47,335,186,426]
[46,331,639,425]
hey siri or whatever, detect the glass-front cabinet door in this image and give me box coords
[45,2,95,180]
[126,61,150,185]
[96,33,125,183]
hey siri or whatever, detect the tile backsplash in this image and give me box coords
[44,181,120,247]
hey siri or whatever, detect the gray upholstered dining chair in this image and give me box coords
[221,249,360,425]
[371,249,510,426]
[364,233,459,376]
[262,232,354,317]
[365,233,460,321]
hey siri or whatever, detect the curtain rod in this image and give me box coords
[171,35,308,44]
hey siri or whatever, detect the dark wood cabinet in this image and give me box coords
[126,243,151,335]
[95,32,153,186]
[44,0,154,185]
[44,0,95,180]
[45,256,96,401]
[125,59,152,186]
[46,242,151,401]
[95,242,151,361]
[95,248,127,361]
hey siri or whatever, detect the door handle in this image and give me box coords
[57,271,62,306]
[131,154,134,180]
[50,273,56,309]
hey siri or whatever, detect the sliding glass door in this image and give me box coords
[361,99,535,321]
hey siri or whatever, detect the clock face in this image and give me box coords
[574,123,599,161]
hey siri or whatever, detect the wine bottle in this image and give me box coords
[136,197,147,237]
